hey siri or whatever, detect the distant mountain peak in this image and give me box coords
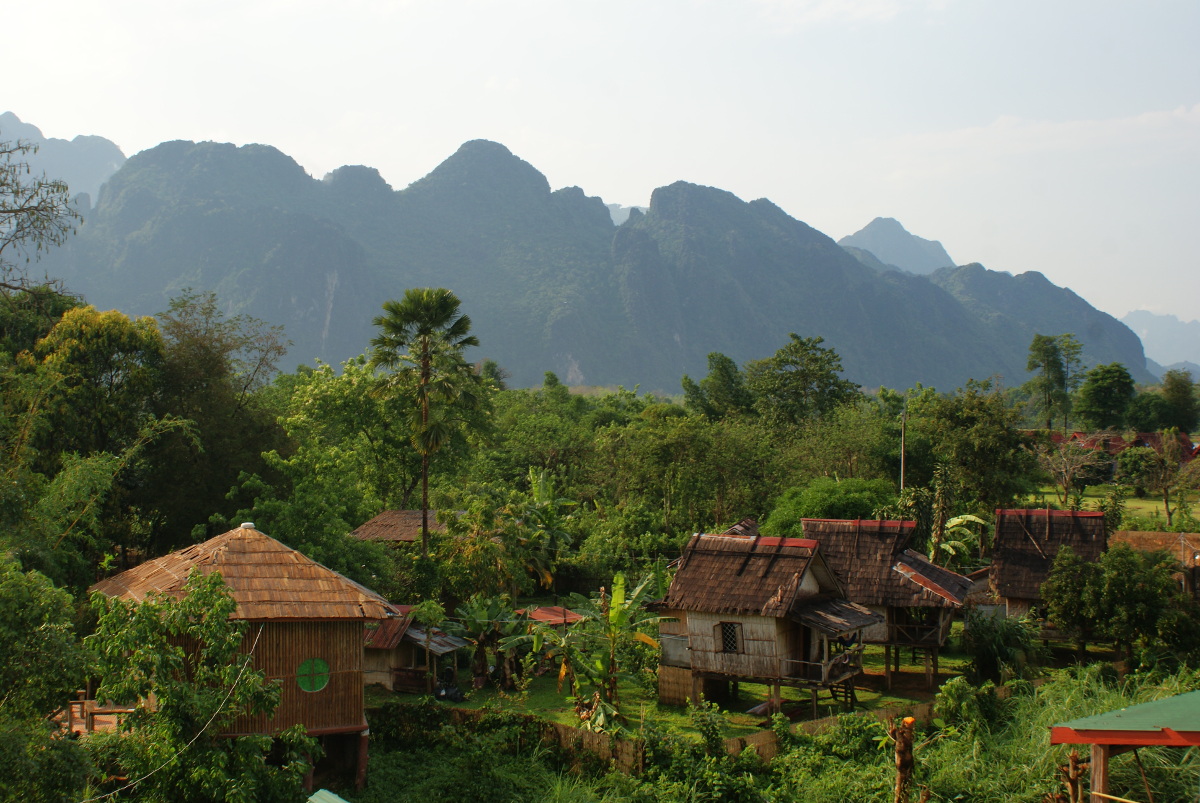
[839,217,955,275]
[1,111,126,201]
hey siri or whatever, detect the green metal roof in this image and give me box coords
[1053,690,1200,734]
[308,790,351,803]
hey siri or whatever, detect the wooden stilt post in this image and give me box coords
[356,729,370,789]
[1090,744,1110,803]
[885,644,893,690]
[810,689,818,719]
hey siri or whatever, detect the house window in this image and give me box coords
[718,621,743,653]
[297,658,330,692]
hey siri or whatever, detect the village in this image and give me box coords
[68,485,1200,803]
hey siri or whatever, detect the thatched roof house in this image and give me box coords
[1110,530,1200,599]
[91,524,397,786]
[655,522,881,713]
[990,509,1106,616]
[349,509,446,545]
[799,519,971,688]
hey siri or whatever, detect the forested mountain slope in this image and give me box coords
[40,138,1148,391]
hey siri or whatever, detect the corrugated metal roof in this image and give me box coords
[1051,690,1200,745]
[309,790,352,803]
[90,526,397,621]
[403,625,468,656]
[520,606,583,625]
[364,616,413,649]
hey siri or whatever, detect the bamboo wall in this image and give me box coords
[687,612,781,677]
[364,649,394,689]
[225,620,365,736]
[658,664,692,705]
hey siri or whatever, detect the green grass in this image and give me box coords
[1029,482,1198,524]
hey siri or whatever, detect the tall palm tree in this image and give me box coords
[370,288,480,557]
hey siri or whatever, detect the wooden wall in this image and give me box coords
[226,620,365,736]
[687,612,781,678]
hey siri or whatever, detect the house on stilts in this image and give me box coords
[89,523,397,788]
[653,521,882,717]
[799,518,971,689]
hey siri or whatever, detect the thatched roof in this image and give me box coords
[800,519,970,608]
[661,532,840,618]
[90,525,396,620]
[990,509,1106,602]
[350,510,445,543]
[1110,531,1200,568]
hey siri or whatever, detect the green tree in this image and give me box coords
[86,571,316,802]
[1116,432,1200,528]
[744,334,859,426]
[0,137,80,294]
[763,476,896,534]
[1073,362,1135,430]
[1160,369,1198,433]
[370,288,483,557]
[1041,545,1103,655]
[681,352,755,420]
[0,561,90,802]
[138,290,289,551]
[1024,333,1068,430]
[908,379,1037,513]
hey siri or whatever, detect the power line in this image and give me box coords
[79,622,266,803]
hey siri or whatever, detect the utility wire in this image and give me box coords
[79,622,266,803]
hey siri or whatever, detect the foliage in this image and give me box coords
[371,287,486,557]
[1116,431,1200,528]
[1159,368,1199,433]
[0,137,80,294]
[763,476,896,534]
[1046,542,1200,664]
[1073,362,1135,430]
[1024,333,1080,430]
[681,352,755,421]
[744,334,860,426]
[1034,438,1107,506]
[961,610,1045,684]
[0,560,91,802]
[86,571,316,802]
[907,379,1037,513]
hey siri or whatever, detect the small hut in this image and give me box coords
[1109,529,1200,600]
[90,524,396,786]
[654,523,882,716]
[364,610,466,693]
[990,509,1106,617]
[349,509,445,546]
[800,519,971,688]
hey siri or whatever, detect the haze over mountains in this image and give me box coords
[839,218,956,275]
[0,112,125,204]
[10,114,1154,392]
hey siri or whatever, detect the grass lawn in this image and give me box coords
[364,634,977,741]
[1028,482,1197,525]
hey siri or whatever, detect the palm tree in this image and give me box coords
[370,288,480,557]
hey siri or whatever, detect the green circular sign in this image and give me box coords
[297,658,330,692]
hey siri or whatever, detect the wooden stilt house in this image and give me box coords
[90,524,397,787]
[654,523,882,716]
[364,611,467,693]
[990,509,1106,617]
[799,519,971,689]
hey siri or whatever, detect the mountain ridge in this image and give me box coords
[33,135,1149,391]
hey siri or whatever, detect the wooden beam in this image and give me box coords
[1090,743,1110,803]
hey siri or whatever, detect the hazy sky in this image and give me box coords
[7,0,1198,321]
